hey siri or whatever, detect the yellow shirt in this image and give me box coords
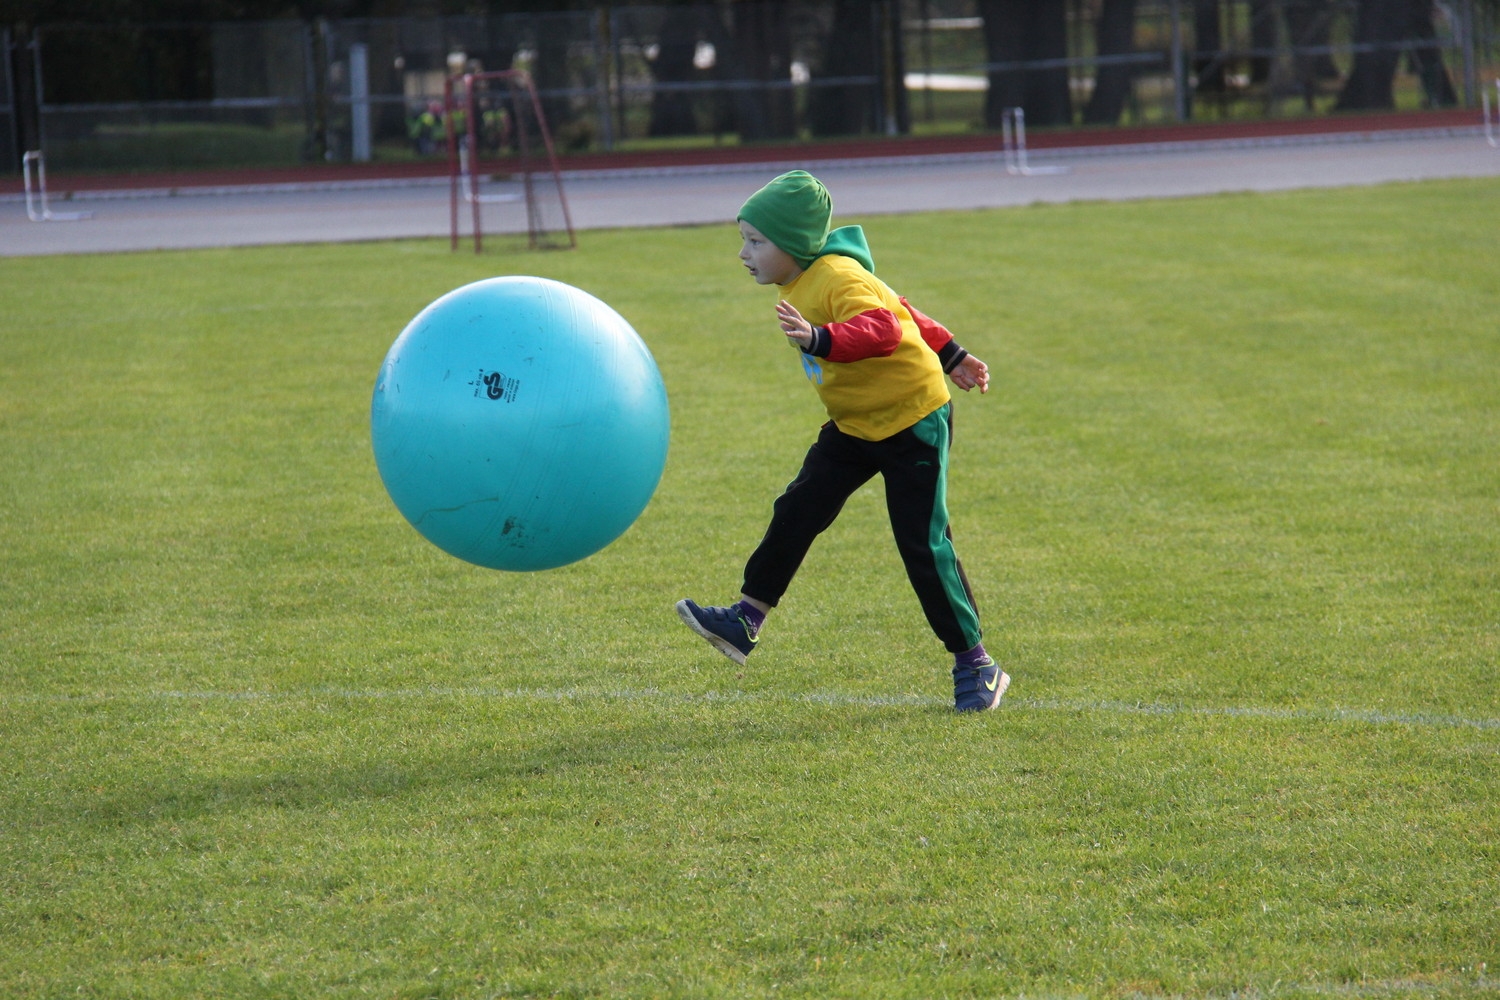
[781,254,949,441]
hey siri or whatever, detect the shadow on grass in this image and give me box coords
[39,696,952,834]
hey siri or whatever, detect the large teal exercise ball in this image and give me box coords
[371,276,669,571]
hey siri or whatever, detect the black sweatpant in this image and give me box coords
[740,403,982,654]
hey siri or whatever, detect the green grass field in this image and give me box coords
[2,178,1497,999]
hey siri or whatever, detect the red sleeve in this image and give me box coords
[824,308,903,363]
[900,296,953,352]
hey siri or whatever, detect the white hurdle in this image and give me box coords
[457,138,522,206]
[22,151,92,222]
[1001,107,1070,176]
[1484,80,1499,149]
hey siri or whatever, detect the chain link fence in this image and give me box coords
[22,20,314,171]
[7,1,1497,175]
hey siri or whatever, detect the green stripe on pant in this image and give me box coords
[741,402,982,654]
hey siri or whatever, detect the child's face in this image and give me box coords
[738,221,802,286]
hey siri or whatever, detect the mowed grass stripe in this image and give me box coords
[5,684,1498,731]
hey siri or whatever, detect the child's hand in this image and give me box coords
[776,300,813,349]
[951,353,989,394]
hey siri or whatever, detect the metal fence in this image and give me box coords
[316,5,901,157]
[8,0,1498,175]
[23,20,314,171]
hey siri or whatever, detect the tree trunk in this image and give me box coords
[10,30,40,165]
[1285,0,1341,109]
[1193,0,1227,96]
[1249,0,1277,85]
[1404,0,1458,107]
[1082,0,1138,125]
[1335,0,1406,110]
[532,22,575,130]
[885,1,911,135]
[647,10,700,137]
[712,0,796,142]
[808,0,879,136]
[978,0,1071,128]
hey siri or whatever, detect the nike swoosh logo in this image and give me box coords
[984,671,999,693]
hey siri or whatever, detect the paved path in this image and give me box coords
[3,126,1496,258]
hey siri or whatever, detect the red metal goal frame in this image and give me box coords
[444,69,577,253]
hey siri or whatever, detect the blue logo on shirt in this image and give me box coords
[799,352,823,385]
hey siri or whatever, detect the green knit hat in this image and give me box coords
[737,170,832,268]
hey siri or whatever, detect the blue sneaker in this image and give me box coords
[675,599,758,665]
[953,656,1010,712]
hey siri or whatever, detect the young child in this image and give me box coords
[675,170,1007,712]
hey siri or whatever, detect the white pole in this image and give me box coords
[1485,81,1499,148]
[1001,107,1069,176]
[22,150,91,222]
[350,42,371,162]
[1002,107,1026,174]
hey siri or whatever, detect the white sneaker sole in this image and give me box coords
[987,670,1011,710]
[675,599,750,666]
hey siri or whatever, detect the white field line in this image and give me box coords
[5,685,1497,731]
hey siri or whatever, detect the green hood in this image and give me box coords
[818,225,875,274]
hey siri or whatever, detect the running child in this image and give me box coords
[675,169,1007,712]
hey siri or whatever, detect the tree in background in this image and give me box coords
[1284,0,1342,108]
[1402,0,1459,107]
[1248,0,1277,86]
[646,7,702,136]
[1336,0,1457,110]
[523,30,568,142]
[1082,0,1137,125]
[807,0,881,137]
[1192,0,1228,101]
[704,0,797,142]
[978,0,1071,127]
